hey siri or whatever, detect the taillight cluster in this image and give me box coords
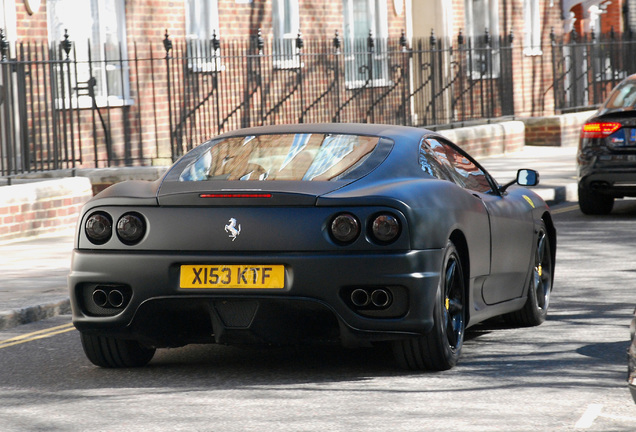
[85,211,146,245]
[580,122,622,139]
[329,212,401,245]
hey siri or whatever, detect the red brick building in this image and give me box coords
[563,0,628,36]
[0,1,632,172]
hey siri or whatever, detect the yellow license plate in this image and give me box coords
[180,265,285,289]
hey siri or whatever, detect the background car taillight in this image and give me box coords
[330,213,360,244]
[85,212,112,245]
[580,122,622,139]
[370,214,401,244]
[116,212,146,245]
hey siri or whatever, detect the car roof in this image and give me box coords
[212,123,433,143]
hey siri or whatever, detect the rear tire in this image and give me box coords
[578,184,614,215]
[504,221,553,327]
[80,332,155,368]
[392,240,466,371]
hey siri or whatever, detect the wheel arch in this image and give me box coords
[449,229,471,323]
[540,210,557,283]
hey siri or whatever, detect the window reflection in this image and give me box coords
[420,138,493,193]
[179,133,379,182]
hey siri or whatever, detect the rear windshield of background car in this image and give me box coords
[605,80,636,109]
[178,133,381,182]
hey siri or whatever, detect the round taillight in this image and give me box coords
[85,212,112,245]
[330,213,360,244]
[116,213,146,245]
[371,214,400,243]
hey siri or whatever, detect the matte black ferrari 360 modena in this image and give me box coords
[69,124,556,371]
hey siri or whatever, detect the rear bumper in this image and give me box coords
[69,249,444,346]
[578,152,636,197]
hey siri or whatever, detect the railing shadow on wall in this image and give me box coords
[1,27,635,179]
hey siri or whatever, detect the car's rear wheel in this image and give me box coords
[80,332,155,368]
[392,240,465,371]
[504,221,553,327]
[578,183,614,215]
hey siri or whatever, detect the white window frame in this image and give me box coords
[1,0,17,38]
[185,0,220,41]
[464,0,501,79]
[523,0,542,56]
[342,0,390,88]
[272,0,301,69]
[185,0,223,73]
[47,0,130,108]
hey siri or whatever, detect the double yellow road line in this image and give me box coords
[0,323,75,349]
[551,204,579,215]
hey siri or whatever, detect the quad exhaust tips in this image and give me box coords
[350,288,392,308]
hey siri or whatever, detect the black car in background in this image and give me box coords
[578,74,636,214]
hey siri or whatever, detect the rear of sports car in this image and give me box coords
[69,129,446,367]
[578,75,636,214]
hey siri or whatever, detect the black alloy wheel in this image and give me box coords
[532,228,552,313]
[392,240,466,371]
[505,221,553,327]
[443,249,465,351]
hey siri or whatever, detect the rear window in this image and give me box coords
[178,133,381,182]
[605,80,636,109]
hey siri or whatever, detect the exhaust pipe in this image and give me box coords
[351,289,371,307]
[92,289,109,307]
[371,289,392,308]
[108,290,125,308]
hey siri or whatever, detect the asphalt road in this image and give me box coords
[0,200,635,431]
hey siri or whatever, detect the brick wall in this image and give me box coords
[448,0,563,118]
[440,121,525,157]
[0,178,92,243]
[14,1,48,39]
[524,110,594,147]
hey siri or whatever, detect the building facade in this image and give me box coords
[0,1,633,174]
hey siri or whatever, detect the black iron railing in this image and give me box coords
[550,29,636,112]
[3,28,632,178]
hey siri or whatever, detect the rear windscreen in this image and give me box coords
[178,133,381,182]
[605,80,636,109]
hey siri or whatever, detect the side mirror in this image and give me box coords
[516,169,539,187]
[499,169,540,193]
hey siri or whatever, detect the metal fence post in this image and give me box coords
[257,29,265,125]
[399,30,410,125]
[332,30,341,123]
[367,30,375,123]
[163,30,176,159]
[296,30,305,123]
[429,30,437,125]
[212,30,222,135]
